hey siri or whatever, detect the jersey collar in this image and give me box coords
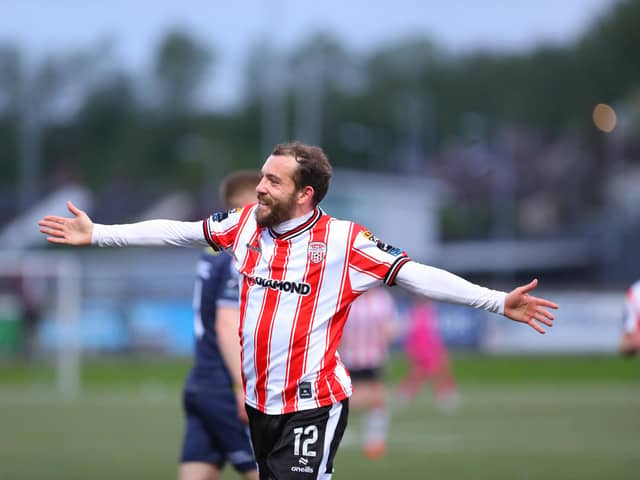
[269,207,323,241]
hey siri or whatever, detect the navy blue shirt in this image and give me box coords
[184,251,240,392]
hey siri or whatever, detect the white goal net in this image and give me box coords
[0,250,81,397]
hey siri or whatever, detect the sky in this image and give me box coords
[0,0,617,110]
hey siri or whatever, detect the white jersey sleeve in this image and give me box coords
[91,206,248,250]
[395,261,506,315]
[92,220,206,247]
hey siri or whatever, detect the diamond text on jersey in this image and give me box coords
[247,275,312,295]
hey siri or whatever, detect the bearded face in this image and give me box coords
[255,154,307,228]
[255,189,298,228]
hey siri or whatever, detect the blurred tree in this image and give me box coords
[72,73,138,183]
[38,41,130,185]
[0,45,20,116]
[0,45,20,189]
[153,29,213,115]
[244,41,288,157]
[2,0,637,243]
[10,44,113,211]
[289,32,354,146]
[359,37,443,170]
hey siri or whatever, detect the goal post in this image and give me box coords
[0,250,82,397]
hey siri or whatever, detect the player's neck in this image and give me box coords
[271,208,316,234]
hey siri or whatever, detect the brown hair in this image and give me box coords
[219,170,261,208]
[271,142,333,206]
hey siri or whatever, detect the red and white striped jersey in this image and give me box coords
[338,287,397,370]
[623,280,640,334]
[203,205,410,414]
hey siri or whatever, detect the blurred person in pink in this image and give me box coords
[397,297,459,410]
[621,279,640,356]
[338,287,398,459]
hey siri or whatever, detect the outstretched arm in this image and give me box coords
[38,201,207,248]
[395,261,557,334]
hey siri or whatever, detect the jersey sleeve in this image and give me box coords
[202,207,245,251]
[348,224,411,291]
[216,259,240,309]
[92,220,207,247]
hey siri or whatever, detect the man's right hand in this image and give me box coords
[235,388,249,425]
[38,201,93,246]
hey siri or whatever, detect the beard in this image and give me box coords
[255,192,297,228]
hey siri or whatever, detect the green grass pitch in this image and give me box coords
[1,355,638,479]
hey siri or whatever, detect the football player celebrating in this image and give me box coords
[39,142,558,480]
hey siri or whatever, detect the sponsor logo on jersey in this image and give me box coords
[308,241,327,264]
[246,275,311,295]
[361,230,376,242]
[361,230,403,256]
[376,241,403,256]
[299,457,309,465]
[211,208,240,223]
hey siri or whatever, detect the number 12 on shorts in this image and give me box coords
[293,425,318,457]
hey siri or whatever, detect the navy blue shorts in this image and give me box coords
[180,390,256,473]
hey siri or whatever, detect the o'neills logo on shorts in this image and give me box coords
[290,465,314,474]
[247,275,311,296]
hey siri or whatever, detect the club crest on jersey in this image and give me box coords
[308,242,327,264]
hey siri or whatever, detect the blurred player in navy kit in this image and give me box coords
[180,171,261,480]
